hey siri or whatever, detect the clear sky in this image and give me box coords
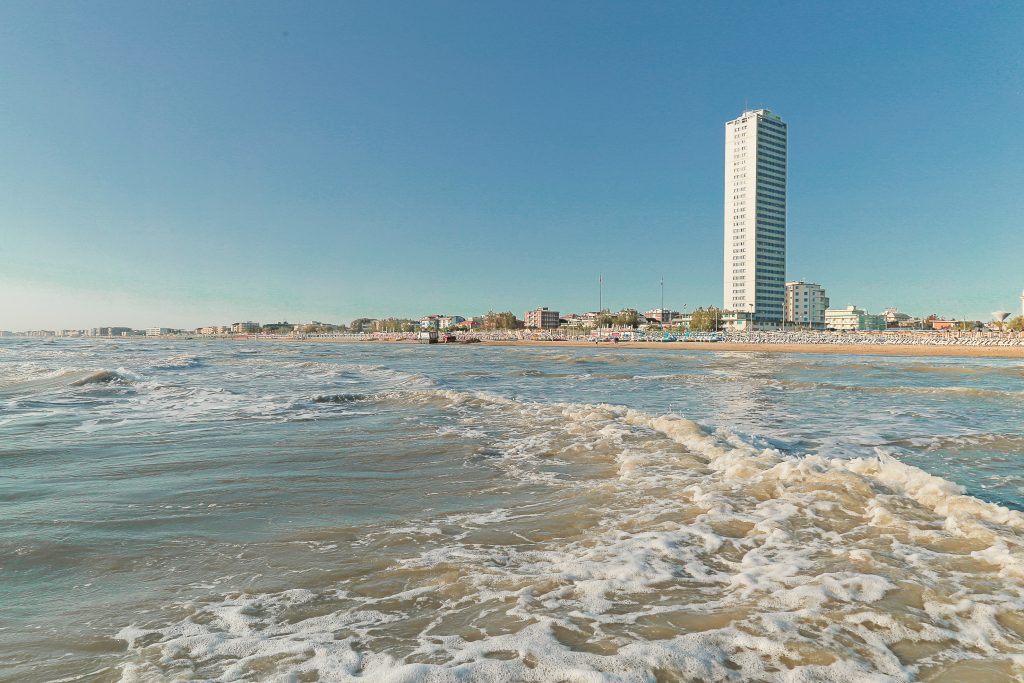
[2,1,1022,329]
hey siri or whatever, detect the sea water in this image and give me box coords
[1,338,1024,682]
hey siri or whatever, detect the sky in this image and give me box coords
[1,1,1023,329]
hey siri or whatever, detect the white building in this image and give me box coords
[785,281,829,327]
[438,315,466,329]
[724,109,787,325]
[145,327,171,337]
[825,306,886,331]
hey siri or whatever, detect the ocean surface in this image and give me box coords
[2,339,1024,682]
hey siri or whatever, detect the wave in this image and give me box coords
[115,388,1024,681]
[312,393,368,404]
[153,353,201,369]
[69,369,134,386]
[772,379,1023,400]
[0,369,137,398]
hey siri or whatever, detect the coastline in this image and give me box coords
[475,339,1024,358]
[20,335,1022,359]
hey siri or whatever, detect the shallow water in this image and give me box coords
[2,339,1024,682]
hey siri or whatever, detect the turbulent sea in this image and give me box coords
[3,339,1024,683]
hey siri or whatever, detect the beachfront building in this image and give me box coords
[231,322,260,334]
[146,327,171,336]
[419,314,465,330]
[824,306,886,331]
[882,308,913,328]
[643,309,679,324]
[438,315,465,329]
[785,281,829,328]
[724,109,787,327]
[524,307,560,329]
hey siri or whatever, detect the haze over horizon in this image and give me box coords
[2,1,1023,330]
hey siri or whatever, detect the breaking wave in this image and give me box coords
[115,388,1024,682]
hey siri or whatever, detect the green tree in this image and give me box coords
[482,311,518,330]
[594,312,614,328]
[349,318,374,333]
[614,309,640,328]
[1007,316,1024,332]
[688,307,723,332]
[495,312,518,329]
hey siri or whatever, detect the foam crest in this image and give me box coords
[114,389,1024,681]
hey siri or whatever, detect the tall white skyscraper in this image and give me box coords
[724,109,787,324]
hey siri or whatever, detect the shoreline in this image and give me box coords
[475,339,1024,358]
[14,335,1023,359]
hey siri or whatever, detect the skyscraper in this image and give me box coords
[724,109,787,325]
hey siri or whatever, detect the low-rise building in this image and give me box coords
[146,327,171,337]
[785,282,829,328]
[231,322,261,334]
[824,306,886,331]
[882,308,912,328]
[437,315,466,329]
[524,307,560,329]
[643,309,679,324]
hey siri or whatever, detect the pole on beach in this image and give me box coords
[659,274,667,329]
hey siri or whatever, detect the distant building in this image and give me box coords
[91,326,132,337]
[420,315,442,330]
[231,322,260,334]
[722,310,754,332]
[824,306,885,331]
[725,109,787,325]
[524,307,560,329]
[643,309,679,324]
[437,315,465,329]
[785,282,829,328]
[882,308,912,328]
[145,327,171,337]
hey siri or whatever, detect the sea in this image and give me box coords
[2,338,1024,682]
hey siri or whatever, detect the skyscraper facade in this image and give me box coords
[724,109,787,324]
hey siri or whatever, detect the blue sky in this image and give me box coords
[1,1,1022,328]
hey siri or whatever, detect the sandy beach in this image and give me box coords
[476,339,1024,358]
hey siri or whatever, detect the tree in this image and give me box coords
[595,312,614,328]
[689,307,723,332]
[483,311,519,330]
[370,318,414,333]
[1008,316,1024,332]
[614,309,640,328]
[350,318,374,333]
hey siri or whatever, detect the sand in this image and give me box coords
[475,339,1024,359]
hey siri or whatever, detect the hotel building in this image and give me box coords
[724,109,787,325]
[524,307,561,329]
[785,281,829,327]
